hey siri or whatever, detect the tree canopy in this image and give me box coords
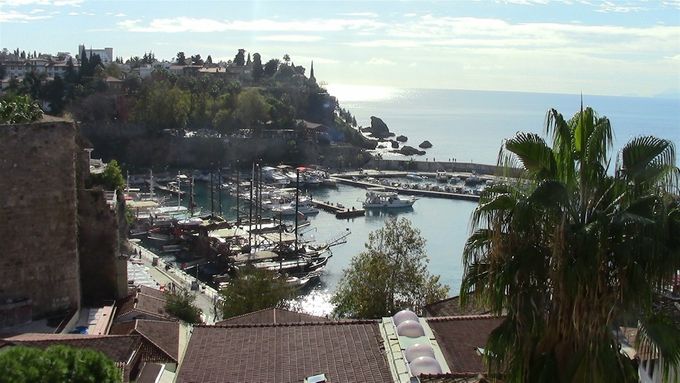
[219,266,294,319]
[332,217,448,318]
[165,288,202,324]
[0,94,43,124]
[0,345,122,383]
[460,106,680,382]
[90,159,125,190]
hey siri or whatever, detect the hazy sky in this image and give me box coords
[1,0,679,97]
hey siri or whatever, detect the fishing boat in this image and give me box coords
[363,188,416,209]
[436,170,449,182]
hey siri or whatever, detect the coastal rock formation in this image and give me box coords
[419,140,433,149]
[396,145,426,156]
[364,116,394,139]
[396,135,408,143]
[390,140,399,148]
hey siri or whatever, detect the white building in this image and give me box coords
[78,45,113,65]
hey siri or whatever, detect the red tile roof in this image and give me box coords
[109,319,179,362]
[2,333,142,363]
[177,321,393,383]
[115,288,170,321]
[135,320,180,362]
[426,316,504,374]
[215,308,329,325]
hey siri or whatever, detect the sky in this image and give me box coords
[1,0,679,97]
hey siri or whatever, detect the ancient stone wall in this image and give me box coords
[78,189,128,305]
[0,120,81,318]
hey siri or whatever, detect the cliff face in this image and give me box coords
[81,122,372,169]
[0,120,81,318]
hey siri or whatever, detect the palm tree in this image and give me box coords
[460,106,680,382]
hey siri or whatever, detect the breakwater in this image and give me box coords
[331,175,481,202]
[366,158,518,176]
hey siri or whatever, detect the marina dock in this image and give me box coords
[331,175,481,202]
[311,200,366,219]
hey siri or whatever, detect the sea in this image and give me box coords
[193,87,680,316]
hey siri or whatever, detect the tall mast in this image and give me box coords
[294,168,300,251]
[248,161,254,247]
[176,171,181,208]
[210,170,214,216]
[218,166,222,217]
[149,169,155,199]
[189,176,195,216]
[236,161,240,224]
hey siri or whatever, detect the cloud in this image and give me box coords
[0,9,51,22]
[0,0,82,6]
[114,12,126,17]
[338,12,378,18]
[117,16,382,33]
[256,34,324,42]
[595,1,645,13]
[367,57,396,65]
[29,7,44,13]
[294,55,339,64]
[496,0,549,4]
[68,11,78,15]
[352,15,680,56]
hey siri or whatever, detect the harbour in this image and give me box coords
[127,164,481,315]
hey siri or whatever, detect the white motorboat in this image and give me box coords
[272,197,319,216]
[363,188,416,209]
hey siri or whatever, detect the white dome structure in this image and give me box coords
[393,309,419,326]
[396,319,425,338]
[409,356,442,375]
[405,343,435,362]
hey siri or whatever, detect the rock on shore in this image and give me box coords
[396,135,408,142]
[363,116,394,139]
[419,140,433,149]
[394,145,426,156]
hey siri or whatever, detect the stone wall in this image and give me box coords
[78,189,128,305]
[0,120,81,318]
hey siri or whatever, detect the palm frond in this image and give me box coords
[505,132,557,179]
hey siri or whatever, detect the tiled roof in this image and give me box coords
[108,319,179,362]
[424,296,491,317]
[177,321,393,383]
[109,320,137,335]
[2,333,142,363]
[138,286,167,301]
[135,320,180,362]
[216,308,329,325]
[427,316,504,375]
[116,288,169,320]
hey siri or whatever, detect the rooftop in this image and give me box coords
[176,321,393,383]
[115,286,170,321]
[427,316,504,375]
[216,307,329,325]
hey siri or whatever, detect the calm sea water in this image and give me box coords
[190,88,678,315]
[330,86,680,165]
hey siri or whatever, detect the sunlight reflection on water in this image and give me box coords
[325,83,406,102]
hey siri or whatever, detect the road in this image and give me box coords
[128,241,222,324]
